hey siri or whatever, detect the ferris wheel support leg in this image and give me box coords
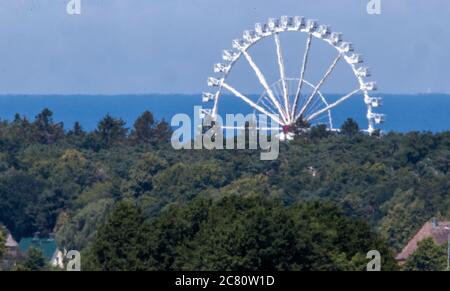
[306,88,361,122]
[367,105,375,135]
[242,50,289,124]
[291,33,312,120]
[274,33,290,122]
[221,82,284,126]
[296,53,343,121]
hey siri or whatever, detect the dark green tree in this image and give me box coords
[9,113,33,145]
[96,114,128,147]
[151,162,227,202]
[85,201,152,271]
[0,169,42,238]
[125,153,168,197]
[23,247,47,271]
[401,132,436,164]
[309,124,331,139]
[152,119,172,144]
[340,118,360,137]
[68,121,85,137]
[403,238,447,271]
[56,198,114,251]
[31,108,64,144]
[131,111,155,144]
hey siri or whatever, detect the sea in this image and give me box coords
[0,94,448,133]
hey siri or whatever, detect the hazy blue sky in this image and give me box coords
[0,0,449,94]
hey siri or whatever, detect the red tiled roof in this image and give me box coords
[396,220,450,261]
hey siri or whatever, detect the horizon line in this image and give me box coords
[0,92,449,97]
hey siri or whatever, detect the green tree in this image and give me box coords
[340,118,360,137]
[403,238,447,271]
[30,149,97,234]
[0,169,42,238]
[56,198,114,251]
[151,162,228,203]
[23,247,47,271]
[125,153,168,197]
[85,201,152,271]
[401,132,436,164]
[96,114,128,147]
[131,111,155,144]
[32,108,64,144]
[8,113,33,145]
[309,124,331,140]
[68,121,85,137]
[152,119,172,144]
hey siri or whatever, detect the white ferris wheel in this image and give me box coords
[201,16,385,140]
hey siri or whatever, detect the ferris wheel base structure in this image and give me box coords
[201,16,385,141]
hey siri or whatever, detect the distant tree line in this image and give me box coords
[2,109,172,151]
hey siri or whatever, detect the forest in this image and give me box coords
[0,108,449,271]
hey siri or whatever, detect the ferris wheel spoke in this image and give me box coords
[260,97,282,117]
[221,82,284,125]
[257,85,283,118]
[253,118,281,131]
[222,125,281,131]
[274,33,290,120]
[318,93,330,107]
[301,82,332,122]
[305,99,326,119]
[306,88,361,122]
[296,53,343,121]
[242,50,289,123]
[305,91,330,118]
[315,93,333,128]
[291,33,312,120]
[271,81,284,110]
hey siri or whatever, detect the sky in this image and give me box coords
[0,0,449,94]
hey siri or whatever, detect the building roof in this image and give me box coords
[18,237,58,261]
[396,220,450,262]
[5,234,18,248]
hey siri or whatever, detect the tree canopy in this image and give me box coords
[86,196,398,271]
[0,108,449,271]
[403,238,447,271]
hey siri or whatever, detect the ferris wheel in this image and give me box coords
[202,16,385,140]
